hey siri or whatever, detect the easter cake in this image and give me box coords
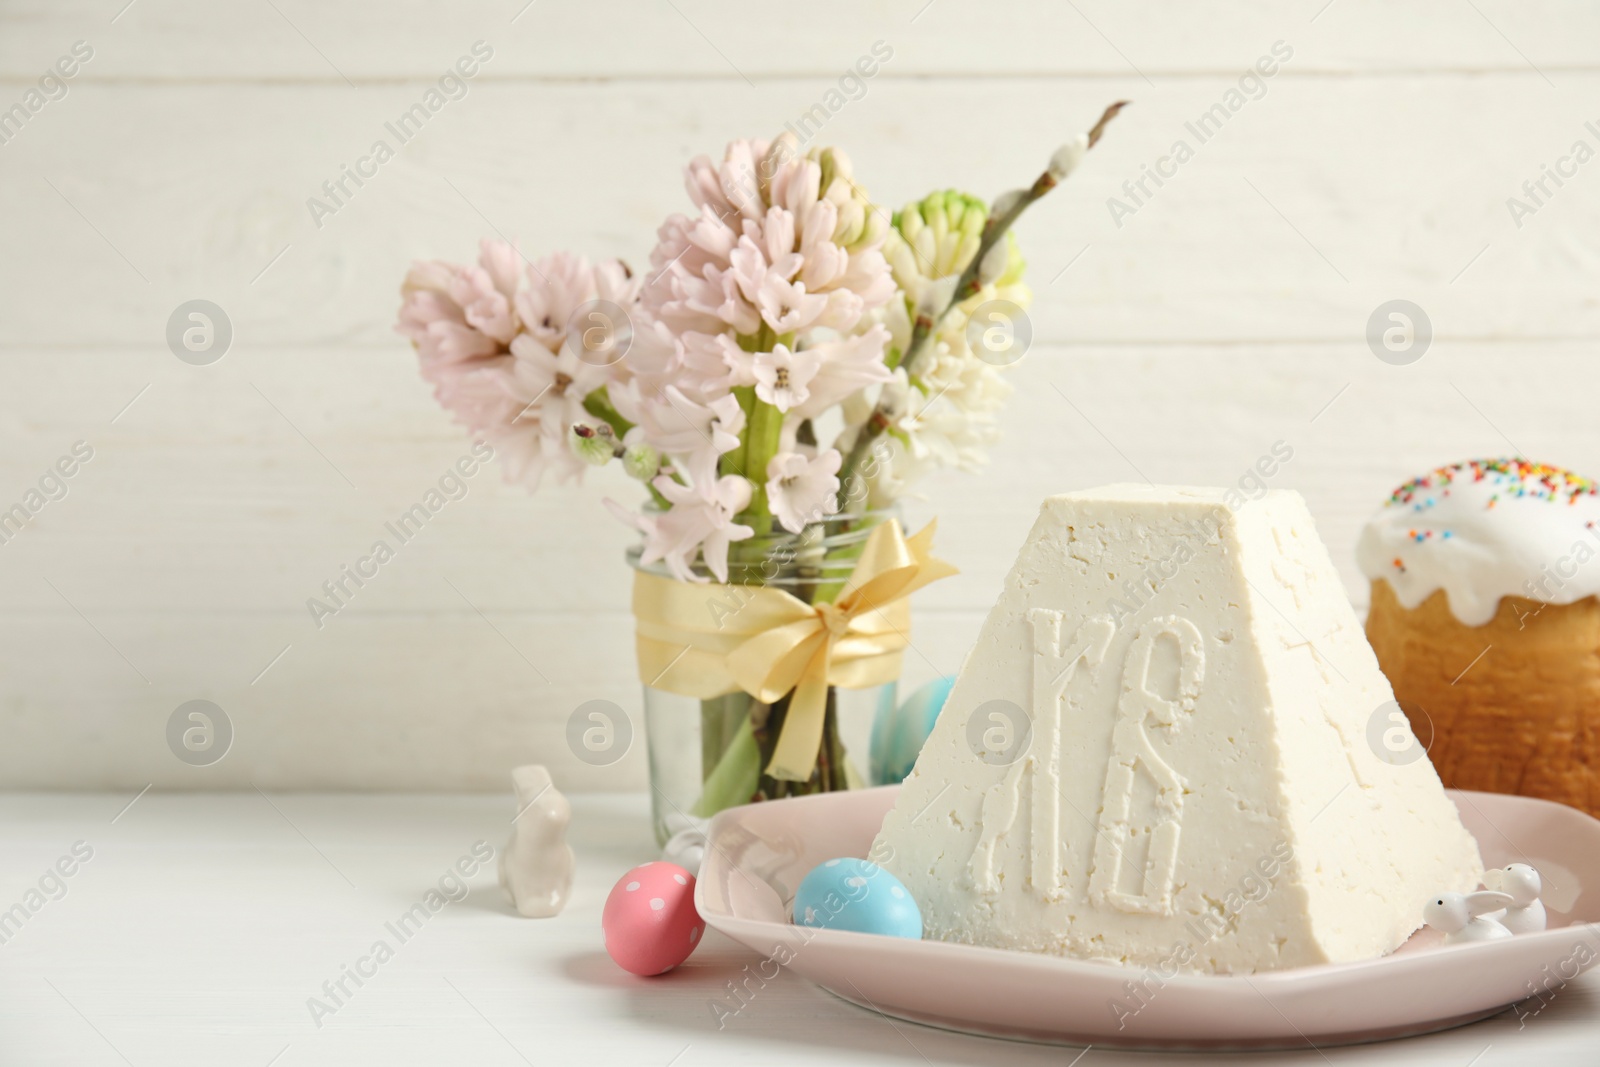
[871,485,1482,974]
[1358,458,1600,816]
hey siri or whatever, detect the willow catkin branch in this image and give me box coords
[838,101,1129,497]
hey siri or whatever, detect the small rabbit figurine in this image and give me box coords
[1483,863,1547,934]
[1423,890,1514,944]
[499,765,576,918]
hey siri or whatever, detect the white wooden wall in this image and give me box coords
[2,0,1596,791]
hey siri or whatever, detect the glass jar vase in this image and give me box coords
[628,509,900,845]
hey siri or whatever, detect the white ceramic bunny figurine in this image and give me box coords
[1483,863,1547,934]
[1423,891,1515,944]
[499,764,575,918]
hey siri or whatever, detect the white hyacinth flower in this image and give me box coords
[752,344,821,413]
[765,449,842,533]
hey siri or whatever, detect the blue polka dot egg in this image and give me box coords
[792,857,922,939]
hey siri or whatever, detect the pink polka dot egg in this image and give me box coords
[602,861,705,976]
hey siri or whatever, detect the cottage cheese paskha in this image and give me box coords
[873,485,1481,974]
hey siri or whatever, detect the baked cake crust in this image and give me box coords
[1365,578,1600,816]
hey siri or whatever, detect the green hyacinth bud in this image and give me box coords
[569,423,615,467]
[896,191,992,278]
[622,441,661,482]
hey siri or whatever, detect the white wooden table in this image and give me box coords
[1,791,1595,1065]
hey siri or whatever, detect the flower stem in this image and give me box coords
[718,386,758,481]
[581,386,633,438]
[690,709,760,817]
[739,397,784,536]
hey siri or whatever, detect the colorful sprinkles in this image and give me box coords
[1383,459,1598,557]
[1387,459,1598,511]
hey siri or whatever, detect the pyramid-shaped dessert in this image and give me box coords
[873,485,1482,973]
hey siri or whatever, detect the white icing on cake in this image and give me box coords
[1355,459,1600,626]
[872,485,1483,974]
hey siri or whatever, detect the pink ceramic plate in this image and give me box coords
[697,787,1600,1051]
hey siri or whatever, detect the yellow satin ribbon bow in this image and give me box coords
[631,519,957,781]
